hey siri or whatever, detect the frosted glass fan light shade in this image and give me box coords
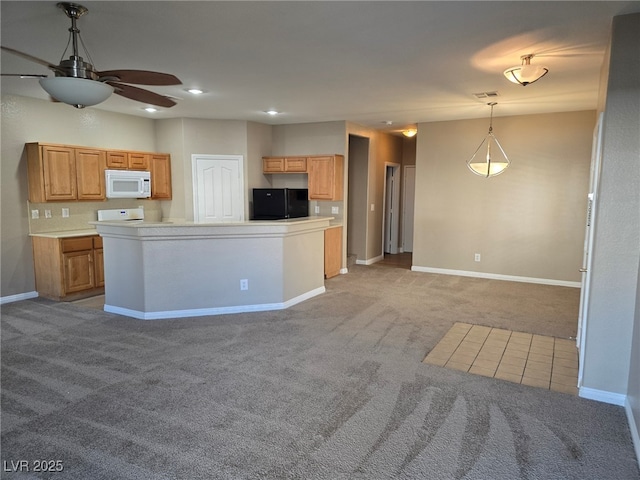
[467,132,510,177]
[39,77,114,108]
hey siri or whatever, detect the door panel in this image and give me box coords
[193,155,244,223]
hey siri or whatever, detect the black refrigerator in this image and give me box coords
[252,188,309,220]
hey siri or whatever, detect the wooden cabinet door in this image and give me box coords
[94,248,104,287]
[308,155,343,200]
[76,148,106,200]
[284,157,307,172]
[309,156,335,200]
[128,153,150,170]
[263,157,285,173]
[106,151,128,169]
[42,145,77,201]
[324,226,343,278]
[63,250,95,293]
[150,154,172,199]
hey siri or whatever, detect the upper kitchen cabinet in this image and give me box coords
[26,144,77,202]
[263,156,307,173]
[150,154,172,199]
[308,155,344,200]
[128,152,150,170]
[75,148,106,200]
[27,143,106,202]
[106,150,150,170]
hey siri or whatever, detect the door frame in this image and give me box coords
[402,165,416,253]
[577,112,604,387]
[382,162,401,254]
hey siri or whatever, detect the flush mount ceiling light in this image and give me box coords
[503,54,549,86]
[467,102,510,178]
[186,88,204,95]
[402,128,417,138]
[265,110,279,115]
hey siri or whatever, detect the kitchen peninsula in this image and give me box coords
[92,217,333,319]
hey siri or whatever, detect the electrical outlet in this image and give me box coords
[62,208,70,218]
[240,279,249,291]
[331,206,339,214]
[315,205,320,214]
[474,253,481,262]
[31,209,39,219]
[44,209,52,219]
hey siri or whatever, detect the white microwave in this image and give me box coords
[105,169,151,198]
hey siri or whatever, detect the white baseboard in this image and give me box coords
[578,386,627,406]
[625,397,640,468]
[0,291,38,305]
[410,266,581,288]
[104,286,326,320]
[356,254,384,266]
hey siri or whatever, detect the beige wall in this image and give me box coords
[0,95,156,298]
[413,110,595,284]
[583,13,640,406]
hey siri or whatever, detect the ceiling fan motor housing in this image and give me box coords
[58,56,98,80]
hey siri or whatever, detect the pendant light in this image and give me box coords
[467,102,510,177]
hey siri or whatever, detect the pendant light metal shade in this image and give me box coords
[467,102,510,177]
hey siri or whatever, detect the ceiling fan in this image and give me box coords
[1,2,181,109]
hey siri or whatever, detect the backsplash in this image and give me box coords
[28,199,163,233]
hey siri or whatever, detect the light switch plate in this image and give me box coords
[331,206,339,214]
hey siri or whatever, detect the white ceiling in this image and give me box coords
[2,1,640,133]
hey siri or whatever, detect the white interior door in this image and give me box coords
[402,166,416,253]
[577,112,604,387]
[192,154,244,223]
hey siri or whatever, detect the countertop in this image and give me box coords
[30,217,341,239]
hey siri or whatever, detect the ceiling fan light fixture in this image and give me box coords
[503,54,548,86]
[39,77,113,108]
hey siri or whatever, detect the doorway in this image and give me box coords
[347,135,369,267]
[192,154,245,223]
[383,163,401,254]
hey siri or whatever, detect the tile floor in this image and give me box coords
[423,322,579,395]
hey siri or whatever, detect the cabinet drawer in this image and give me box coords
[61,236,93,253]
[93,236,103,249]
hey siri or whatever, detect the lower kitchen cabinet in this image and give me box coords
[32,235,105,301]
[324,225,343,279]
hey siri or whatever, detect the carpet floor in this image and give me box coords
[1,264,639,479]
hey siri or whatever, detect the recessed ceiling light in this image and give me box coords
[186,88,204,95]
[265,110,279,115]
[144,107,158,113]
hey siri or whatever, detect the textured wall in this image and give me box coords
[0,95,156,298]
[414,110,595,284]
[583,13,640,400]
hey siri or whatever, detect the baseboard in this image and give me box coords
[0,291,38,305]
[410,266,581,288]
[578,386,627,406]
[104,287,326,320]
[356,254,384,266]
[625,397,640,468]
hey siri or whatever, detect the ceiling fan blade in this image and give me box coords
[98,70,181,86]
[1,46,65,75]
[0,73,48,78]
[107,82,176,108]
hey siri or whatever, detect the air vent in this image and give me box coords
[473,91,500,99]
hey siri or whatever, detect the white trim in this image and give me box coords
[356,254,384,266]
[410,266,581,288]
[104,287,326,320]
[0,291,38,305]
[340,267,349,274]
[578,386,626,406]
[625,397,640,468]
